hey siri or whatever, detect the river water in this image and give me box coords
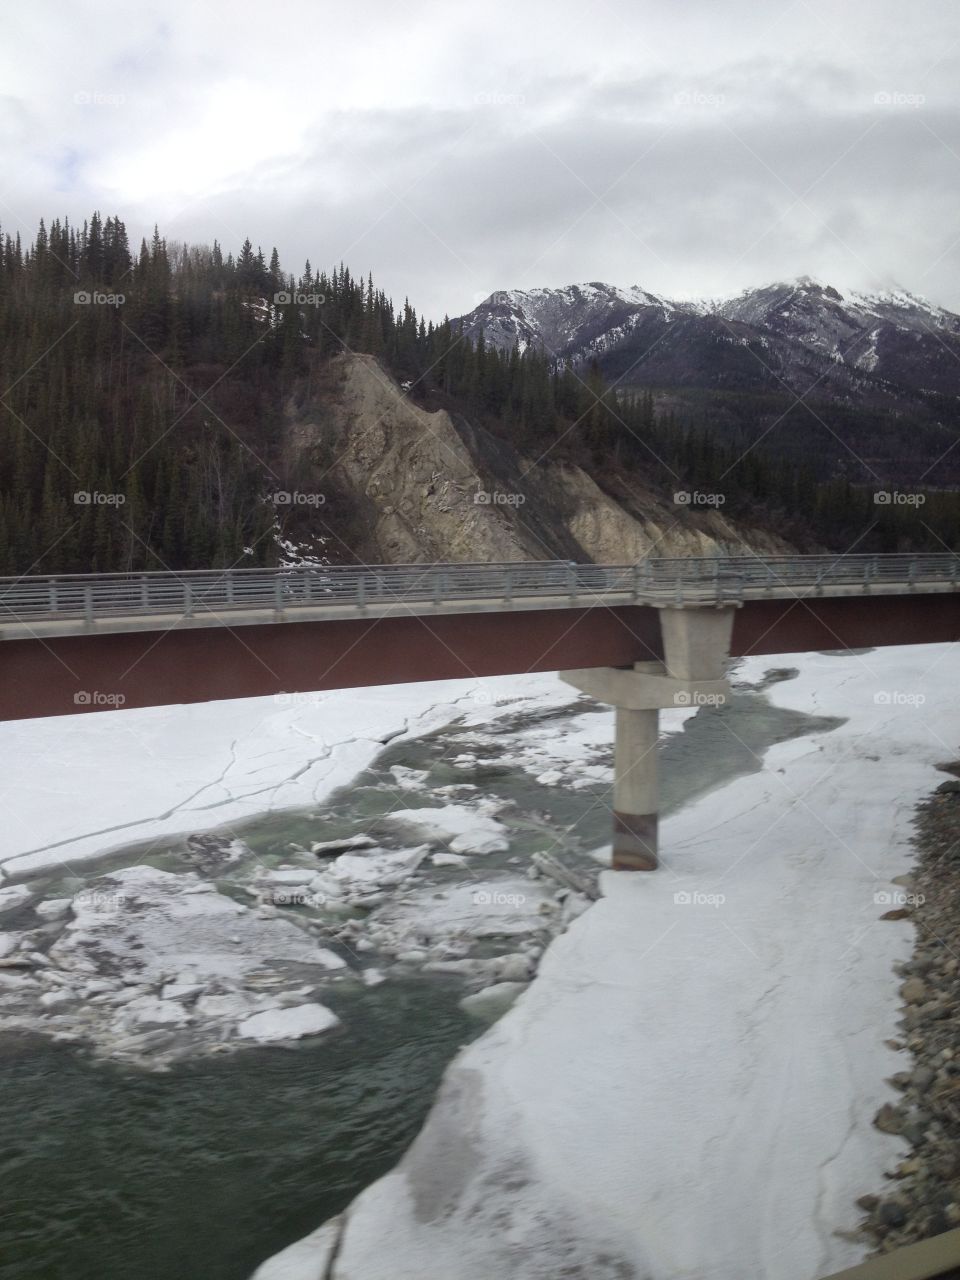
[0,668,843,1279]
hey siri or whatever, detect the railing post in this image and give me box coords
[357,573,366,608]
[183,581,193,618]
[908,557,918,590]
[274,575,283,613]
[226,572,234,606]
[83,583,93,626]
[633,562,642,600]
[503,569,513,603]
[433,570,442,606]
[140,575,149,609]
[49,578,58,612]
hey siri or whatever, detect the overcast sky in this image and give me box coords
[3,0,960,318]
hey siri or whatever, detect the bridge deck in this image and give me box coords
[0,556,957,719]
[0,555,957,641]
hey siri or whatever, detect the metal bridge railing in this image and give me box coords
[0,554,956,626]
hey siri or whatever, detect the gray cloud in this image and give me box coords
[2,0,960,317]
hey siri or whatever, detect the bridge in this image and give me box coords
[2,553,957,870]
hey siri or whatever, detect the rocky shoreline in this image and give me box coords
[860,762,960,1251]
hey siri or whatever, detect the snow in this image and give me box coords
[382,804,510,854]
[310,835,378,855]
[0,885,32,912]
[258,643,960,1280]
[237,1003,340,1043]
[253,1221,344,1280]
[276,536,330,568]
[34,898,72,919]
[431,852,468,868]
[0,674,572,881]
[459,980,527,1019]
[372,877,549,944]
[0,863,360,1066]
[314,845,430,897]
[856,326,881,371]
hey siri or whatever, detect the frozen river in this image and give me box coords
[0,650,949,1278]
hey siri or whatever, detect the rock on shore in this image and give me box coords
[861,762,960,1251]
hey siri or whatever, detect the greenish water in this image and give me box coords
[0,671,844,1280]
[0,980,475,1280]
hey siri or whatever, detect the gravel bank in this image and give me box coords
[860,762,960,1253]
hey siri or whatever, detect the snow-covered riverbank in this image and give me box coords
[255,643,960,1280]
[0,676,576,880]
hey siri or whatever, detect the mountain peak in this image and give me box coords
[464,281,674,355]
[457,275,960,395]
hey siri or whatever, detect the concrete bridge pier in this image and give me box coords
[612,703,660,870]
[560,606,737,870]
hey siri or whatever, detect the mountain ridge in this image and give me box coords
[463,275,960,357]
[458,276,960,485]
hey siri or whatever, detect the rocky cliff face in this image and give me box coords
[281,353,790,564]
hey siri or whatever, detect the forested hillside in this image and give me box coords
[0,214,957,576]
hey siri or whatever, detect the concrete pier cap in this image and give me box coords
[660,603,737,682]
[559,604,737,872]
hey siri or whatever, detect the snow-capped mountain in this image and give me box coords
[459,276,960,485]
[469,282,688,356]
[717,277,960,379]
[460,276,960,402]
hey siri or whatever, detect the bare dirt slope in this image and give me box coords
[283,353,791,564]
